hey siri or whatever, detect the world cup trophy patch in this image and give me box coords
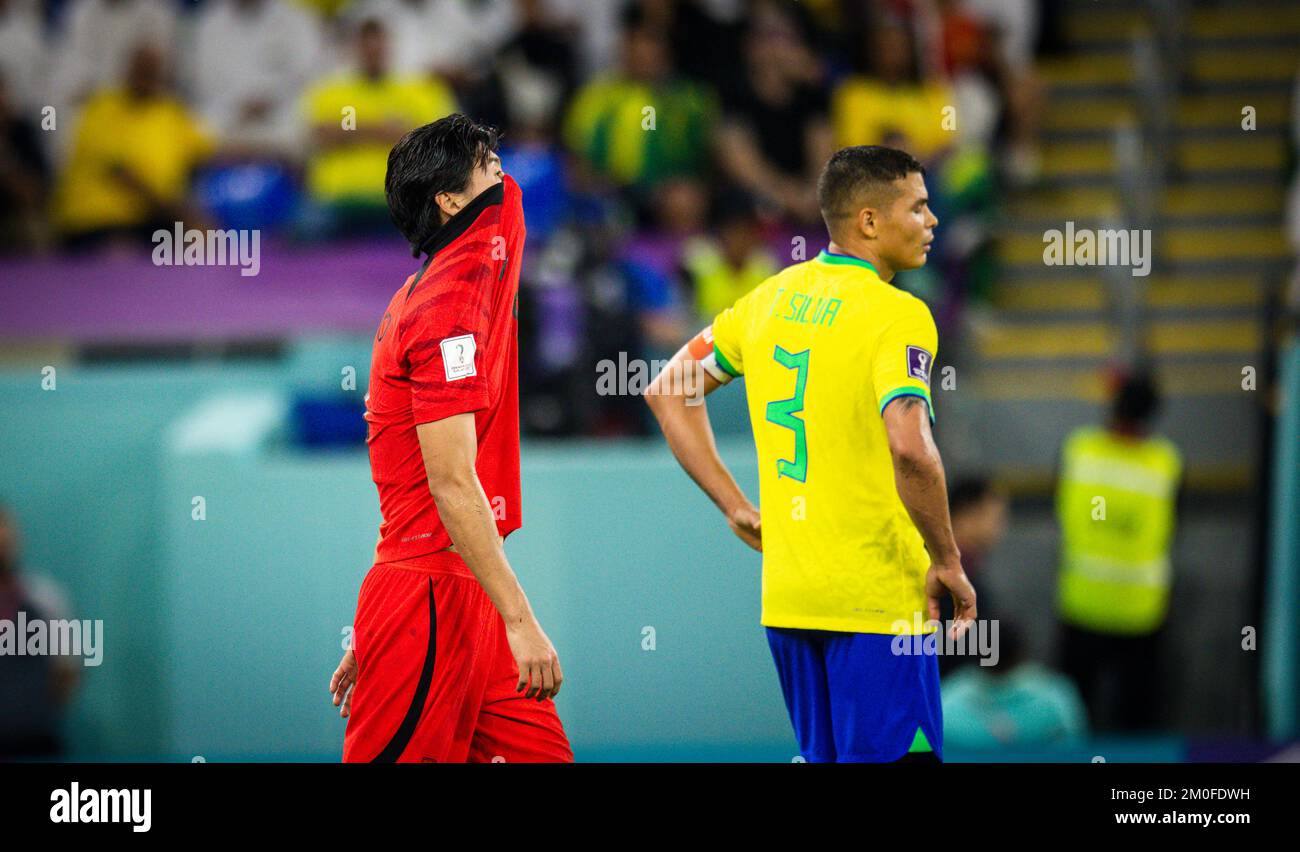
[906,345,933,386]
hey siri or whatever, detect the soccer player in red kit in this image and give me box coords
[329,114,572,762]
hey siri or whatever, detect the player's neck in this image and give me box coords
[1108,419,1148,440]
[827,240,893,281]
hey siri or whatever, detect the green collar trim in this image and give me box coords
[817,249,878,275]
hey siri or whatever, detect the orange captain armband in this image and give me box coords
[686,326,735,385]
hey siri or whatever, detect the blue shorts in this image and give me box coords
[766,627,943,763]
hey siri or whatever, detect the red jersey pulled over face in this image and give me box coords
[365,176,523,563]
[345,175,572,763]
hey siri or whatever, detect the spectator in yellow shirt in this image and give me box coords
[301,16,457,236]
[831,22,954,161]
[562,11,717,195]
[53,42,215,249]
[682,189,778,322]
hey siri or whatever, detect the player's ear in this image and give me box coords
[859,206,877,239]
[434,190,460,222]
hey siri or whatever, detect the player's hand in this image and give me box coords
[727,503,762,552]
[505,618,563,701]
[330,649,357,718]
[925,561,977,642]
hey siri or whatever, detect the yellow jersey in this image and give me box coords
[831,78,954,160]
[54,89,214,234]
[302,73,457,202]
[711,250,939,634]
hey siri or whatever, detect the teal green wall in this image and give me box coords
[0,364,280,756]
[0,354,798,760]
[157,441,798,761]
[1265,336,1300,740]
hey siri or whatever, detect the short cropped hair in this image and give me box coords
[385,113,501,256]
[817,145,924,239]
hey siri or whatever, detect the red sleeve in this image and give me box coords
[400,251,496,425]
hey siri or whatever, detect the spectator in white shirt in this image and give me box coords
[536,0,627,79]
[351,0,518,80]
[0,0,46,112]
[191,0,325,158]
[51,0,177,107]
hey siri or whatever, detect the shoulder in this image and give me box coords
[896,287,934,316]
[160,95,199,122]
[1148,434,1183,468]
[922,81,955,103]
[713,267,786,332]
[306,73,355,99]
[394,74,450,99]
[742,262,802,304]
[875,285,935,327]
[81,89,123,116]
[1064,424,1098,443]
[1062,425,1102,453]
[765,259,808,286]
[673,78,717,109]
[1149,433,1179,454]
[832,75,877,104]
[398,269,481,342]
[22,572,72,621]
[571,75,622,102]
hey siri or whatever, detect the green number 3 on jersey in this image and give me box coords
[765,346,809,483]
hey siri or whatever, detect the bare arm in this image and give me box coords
[716,121,790,204]
[644,341,762,551]
[884,397,959,562]
[415,413,562,699]
[883,396,977,637]
[716,120,822,223]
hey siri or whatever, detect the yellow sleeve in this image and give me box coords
[872,295,938,422]
[709,290,751,379]
[179,104,216,162]
[562,78,613,156]
[68,94,116,169]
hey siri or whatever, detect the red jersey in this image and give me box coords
[365,176,524,563]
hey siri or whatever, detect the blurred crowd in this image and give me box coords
[1285,62,1300,322]
[0,0,1061,434]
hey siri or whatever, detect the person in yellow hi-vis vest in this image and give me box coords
[1055,371,1182,732]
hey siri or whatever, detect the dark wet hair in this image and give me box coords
[385,113,501,256]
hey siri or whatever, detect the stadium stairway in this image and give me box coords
[958,0,1298,494]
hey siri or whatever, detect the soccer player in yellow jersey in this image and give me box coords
[645,146,977,763]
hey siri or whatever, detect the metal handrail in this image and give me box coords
[1110,0,1189,366]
